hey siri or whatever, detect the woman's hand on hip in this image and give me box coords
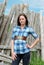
[26,44,32,48]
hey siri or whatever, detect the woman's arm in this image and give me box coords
[26,27,40,48]
[30,37,39,48]
[11,40,17,60]
[26,37,39,48]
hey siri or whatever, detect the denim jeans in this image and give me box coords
[12,52,30,65]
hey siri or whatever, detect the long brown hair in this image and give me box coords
[17,13,28,26]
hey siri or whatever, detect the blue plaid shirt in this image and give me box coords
[12,26,38,54]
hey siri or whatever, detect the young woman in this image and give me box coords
[11,13,39,65]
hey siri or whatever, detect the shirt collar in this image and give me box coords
[18,26,27,29]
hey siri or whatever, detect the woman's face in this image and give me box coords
[19,15,26,26]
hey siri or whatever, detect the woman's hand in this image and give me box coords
[26,38,39,49]
[11,52,17,60]
[26,44,32,48]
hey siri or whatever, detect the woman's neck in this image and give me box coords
[20,24,25,29]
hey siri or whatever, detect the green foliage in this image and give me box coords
[30,59,44,65]
[7,24,11,32]
[30,51,44,65]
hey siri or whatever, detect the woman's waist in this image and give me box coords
[14,36,27,40]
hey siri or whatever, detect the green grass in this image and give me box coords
[29,51,44,65]
[30,59,44,65]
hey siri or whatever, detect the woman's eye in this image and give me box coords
[20,18,24,20]
[22,18,24,20]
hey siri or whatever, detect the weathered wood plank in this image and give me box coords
[0,53,12,63]
[0,45,11,50]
